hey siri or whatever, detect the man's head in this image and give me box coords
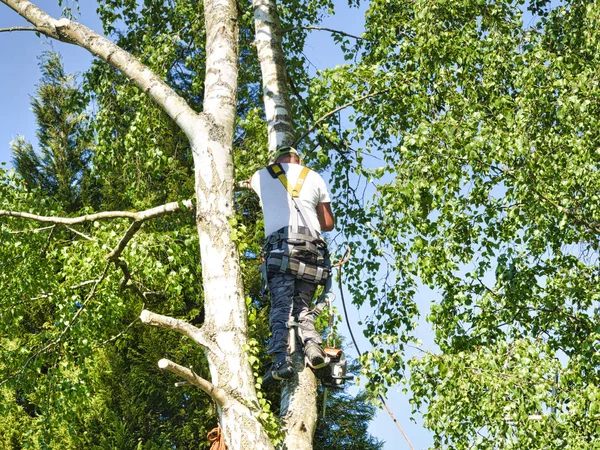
[272,146,301,164]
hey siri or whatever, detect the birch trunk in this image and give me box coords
[253,0,296,152]
[2,0,274,449]
[253,0,321,448]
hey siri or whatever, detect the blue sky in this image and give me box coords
[0,2,434,449]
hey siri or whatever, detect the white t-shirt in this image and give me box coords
[251,163,331,237]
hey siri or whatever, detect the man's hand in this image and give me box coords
[235,178,252,190]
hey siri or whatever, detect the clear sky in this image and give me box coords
[0,2,434,449]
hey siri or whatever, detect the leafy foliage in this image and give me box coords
[304,0,600,446]
[0,1,384,448]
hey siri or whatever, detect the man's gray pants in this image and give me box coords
[267,272,322,355]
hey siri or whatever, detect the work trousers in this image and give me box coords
[267,272,322,355]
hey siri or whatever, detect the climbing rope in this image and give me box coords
[207,425,227,450]
[336,248,415,450]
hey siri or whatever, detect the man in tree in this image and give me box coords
[251,146,335,380]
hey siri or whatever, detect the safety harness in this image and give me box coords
[262,163,331,286]
[261,163,352,392]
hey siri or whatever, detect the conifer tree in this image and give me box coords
[11,51,96,212]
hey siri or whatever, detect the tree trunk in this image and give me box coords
[253,0,296,152]
[2,0,320,448]
[253,0,320,448]
[2,0,275,449]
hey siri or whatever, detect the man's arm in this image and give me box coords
[316,202,335,232]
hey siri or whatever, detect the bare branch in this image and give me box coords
[294,89,389,146]
[140,309,207,347]
[283,25,364,41]
[0,26,42,33]
[64,225,95,241]
[0,0,203,137]
[0,199,194,225]
[158,358,230,407]
[107,221,143,261]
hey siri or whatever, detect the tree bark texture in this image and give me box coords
[2,0,275,449]
[280,353,320,450]
[253,0,296,153]
[252,2,320,447]
[2,0,320,448]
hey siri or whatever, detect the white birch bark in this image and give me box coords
[253,0,296,153]
[1,0,274,449]
[252,1,321,449]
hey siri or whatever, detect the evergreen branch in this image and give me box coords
[157,358,230,407]
[0,199,194,225]
[294,89,389,146]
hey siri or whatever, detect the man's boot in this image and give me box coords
[270,353,294,380]
[304,341,329,369]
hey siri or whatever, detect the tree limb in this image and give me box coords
[107,221,143,261]
[140,309,208,347]
[158,358,230,407]
[294,89,389,146]
[283,25,365,41]
[0,25,41,33]
[0,199,194,225]
[0,0,203,138]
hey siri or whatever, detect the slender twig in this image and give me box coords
[96,315,141,347]
[6,225,55,234]
[56,262,112,344]
[64,225,95,241]
[304,26,364,41]
[337,264,415,450]
[288,75,350,160]
[294,89,389,146]
[283,25,365,41]
[0,199,194,225]
[107,221,143,261]
[1,261,112,387]
[69,279,101,290]
[0,26,42,33]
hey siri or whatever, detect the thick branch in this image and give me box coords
[0,0,203,137]
[158,358,230,407]
[140,309,207,347]
[294,89,389,146]
[0,199,194,225]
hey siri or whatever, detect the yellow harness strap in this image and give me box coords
[269,164,310,198]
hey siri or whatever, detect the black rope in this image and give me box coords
[336,264,415,450]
